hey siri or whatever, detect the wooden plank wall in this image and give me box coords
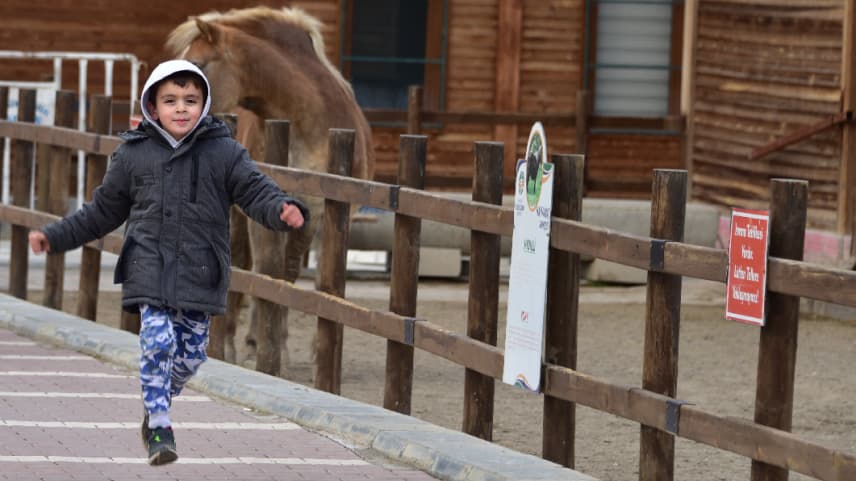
[587,135,683,198]
[517,1,580,172]
[374,0,586,191]
[691,0,844,229]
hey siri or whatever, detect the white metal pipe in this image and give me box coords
[52,58,62,91]
[0,50,140,62]
[104,59,113,96]
[130,60,140,118]
[0,51,143,205]
[28,134,35,211]
[0,81,54,89]
[2,137,10,205]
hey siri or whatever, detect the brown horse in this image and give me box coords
[166,6,374,375]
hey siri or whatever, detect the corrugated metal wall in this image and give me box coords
[691,0,844,229]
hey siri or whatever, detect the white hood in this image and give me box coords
[140,59,212,148]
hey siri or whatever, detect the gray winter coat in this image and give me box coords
[43,116,309,314]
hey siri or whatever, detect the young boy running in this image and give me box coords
[28,59,308,466]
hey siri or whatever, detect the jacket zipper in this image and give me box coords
[190,154,199,202]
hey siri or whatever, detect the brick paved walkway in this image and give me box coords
[0,328,437,481]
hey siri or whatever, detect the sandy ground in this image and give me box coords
[21,275,856,481]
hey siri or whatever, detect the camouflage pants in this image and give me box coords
[139,304,210,415]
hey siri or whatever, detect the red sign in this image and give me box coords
[725,208,770,326]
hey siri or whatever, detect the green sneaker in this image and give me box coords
[147,426,178,466]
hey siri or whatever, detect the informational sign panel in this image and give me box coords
[725,208,770,326]
[502,122,554,392]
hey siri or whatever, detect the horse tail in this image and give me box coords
[356,114,376,181]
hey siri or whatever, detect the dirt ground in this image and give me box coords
[34,279,856,481]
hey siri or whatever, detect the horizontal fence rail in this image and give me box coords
[0,100,854,481]
[257,162,856,309]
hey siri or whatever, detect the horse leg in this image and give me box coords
[228,207,251,365]
[281,196,323,370]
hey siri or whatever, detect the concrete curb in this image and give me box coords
[0,293,597,481]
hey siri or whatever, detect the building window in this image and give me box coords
[341,0,447,111]
[585,0,683,119]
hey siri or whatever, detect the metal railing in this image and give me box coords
[0,50,142,208]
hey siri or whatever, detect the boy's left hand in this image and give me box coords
[280,202,304,229]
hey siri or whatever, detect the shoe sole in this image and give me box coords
[148,447,178,466]
[141,414,151,450]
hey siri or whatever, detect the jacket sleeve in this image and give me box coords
[42,152,132,253]
[226,144,310,231]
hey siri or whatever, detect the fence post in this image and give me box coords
[209,113,238,360]
[407,85,423,135]
[640,169,686,481]
[750,179,807,481]
[575,90,591,194]
[9,89,36,300]
[383,134,426,414]
[542,153,585,467]
[77,95,112,321]
[0,88,6,271]
[253,119,291,376]
[315,129,354,394]
[42,90,75,309]
[463,141,504,440]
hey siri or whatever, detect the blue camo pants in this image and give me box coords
[139,304,210,415]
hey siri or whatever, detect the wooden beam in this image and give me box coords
[542,154,584,467]
[9,90,36,301]
[668,3,684,117]
[750,112,850,162]
[0,120,121,156]
[494,0,522,181]
[42,91,75,310]
[751,179,807,481]
[463,142,504,441]
[423,0,444,111]
[683,0,700,193]
[77,95,112,322]
[384,135,426,414]
[252,120,291,377]
[841,0,856,241]
[315,129,354,394]
[640,170,687,481]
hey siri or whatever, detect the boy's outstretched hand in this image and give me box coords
[28,230,51,254]
[280,202,305,229]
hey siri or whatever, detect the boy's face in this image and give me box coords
[148,80,204,140]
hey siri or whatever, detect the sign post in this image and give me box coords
[502,122,554,391]
[725,208,770,326]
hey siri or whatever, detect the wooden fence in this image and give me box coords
[0,87,855,481]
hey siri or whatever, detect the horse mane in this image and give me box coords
[166,6,354,98]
